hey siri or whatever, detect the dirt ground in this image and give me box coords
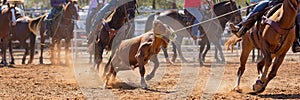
[1,55,300,99]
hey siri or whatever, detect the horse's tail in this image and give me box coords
[224,35,242,53]
[28,32,36,64]
[29,14,47,35]
[144,12,161,33]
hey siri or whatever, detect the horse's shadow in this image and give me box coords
[109,82,176,93]
[258,94,300,99]
[0,64,15,68]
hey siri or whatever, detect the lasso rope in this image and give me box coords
[169,4,256,34]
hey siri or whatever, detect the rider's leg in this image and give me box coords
[185,7,203,39]
[90,0,118,33]
[230,1,270,37]
[191,20,200,40]
[293,14,300,52]
[185,7,203,24]
[46,7,62,35]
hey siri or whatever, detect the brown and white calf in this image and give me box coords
[103,20,171,88]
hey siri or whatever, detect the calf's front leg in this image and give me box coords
[135,42,152,89]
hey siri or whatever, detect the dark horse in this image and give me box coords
[90,0,137,71]
[8,16,36,64]
[145,0,242,65]
[0,3,17,66]
[33,1,79,65]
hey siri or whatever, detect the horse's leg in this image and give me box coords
[2,39,9,66]
[57,40,62,64]
[202,39,210,62]
[39,33,45,64]
[28,33,36,64]
[171,42,177,62]
[198,39,205,65]
[50,39,56,64]
[215,42,225,63]
[146,55,159,81]
[257,56,265,78]
[256,54,285,93]
[176,37,188,62]
[94,42,105,71]
[252,49,256,63]
[8,40,15,65]
[252,46,273,93]
[162,47,172,64]
[65,39,71,65]
[234,40,254,91]
[257,49,263,62]
[20,40,29,64]
[103,63,112,89]
[214,47,220,63]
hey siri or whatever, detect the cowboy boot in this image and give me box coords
[229,24,247,38]
[292,39,300,52]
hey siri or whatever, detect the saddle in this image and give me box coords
[249,3,282,48]
[179,9,195,23]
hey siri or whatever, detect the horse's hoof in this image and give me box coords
[39,59,43,64]
[171,58,176,63]
[199,60,204,66]
[233,87,242,93]
[10,62,15,65]
[252,80,265,93]
[3,62,8,66]
[141,84,148,89]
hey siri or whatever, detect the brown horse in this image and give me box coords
[40,1,79,65]
[8,16,36,64]
[0,3,17,66]
[90,0,137,71]
[225,0,299,93]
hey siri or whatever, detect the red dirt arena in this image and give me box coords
[0,49,299,99]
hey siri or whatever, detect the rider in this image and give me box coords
[46,0,69,36]
[191,0,214,39]
[230,0,283,37]
[293,13,300,52]
[89,0,135,34]
[184,0,204,40]
[86,0,106,33]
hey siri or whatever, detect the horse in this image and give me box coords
[43,1,79,65]
[90,0,137,71]
[225,0,299,93]
[144,0,242,65]
[0,3,17,66]
[8,16,36,64]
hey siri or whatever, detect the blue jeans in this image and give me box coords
[185,7,203,23]
[46,7,63,29]
[246,0,271,19]
[192,20,200,37]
